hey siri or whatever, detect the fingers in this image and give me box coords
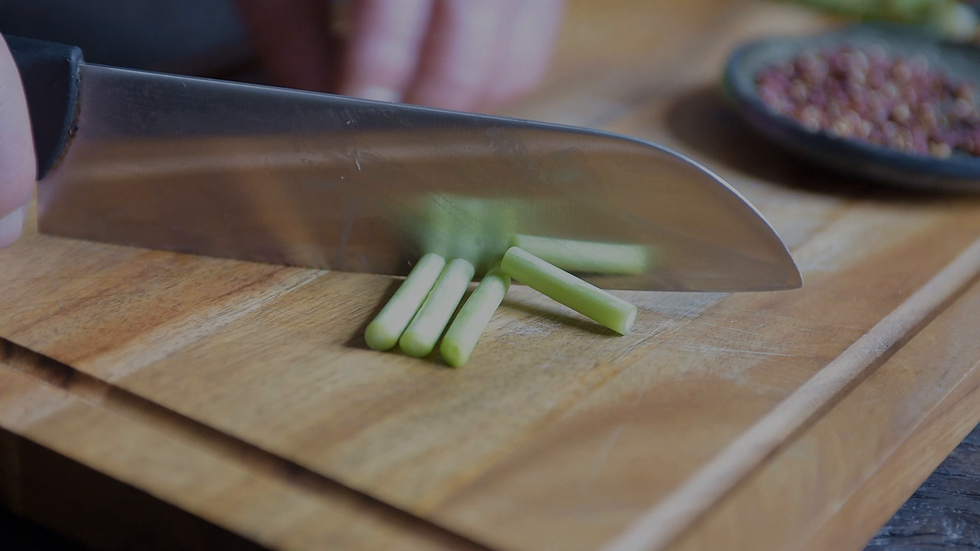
[403,0,513,111]
[339,0,435,103]
[233,0,338,92]
[0,35,37,247]
[482,0,565,107]
[237,0,563,112]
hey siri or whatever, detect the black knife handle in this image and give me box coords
[4,35,82,180]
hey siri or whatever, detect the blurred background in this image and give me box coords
[2,0,979,92]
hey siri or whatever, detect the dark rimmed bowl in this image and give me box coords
[723,22,980,191]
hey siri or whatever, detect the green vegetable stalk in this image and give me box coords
[795,0,941,21]
[410,193,518,273]
[399,258,476,357]
[511,234,652,275]
[364,253,446,351]
[500,247,638,336]
[440,267,511,367]
[792,0,979,41]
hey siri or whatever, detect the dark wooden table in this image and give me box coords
[865,424,980,550]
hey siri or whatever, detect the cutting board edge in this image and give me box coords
[0,347,494,551]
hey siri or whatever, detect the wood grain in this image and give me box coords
[665,276,980,551]
[0,343,487,551]
[3,2,980,551]
[609,235,980,551]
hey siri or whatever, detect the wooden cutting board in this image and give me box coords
[4,1,980,550]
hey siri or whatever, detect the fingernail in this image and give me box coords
[0,206,26,247]
[351,86,402,103]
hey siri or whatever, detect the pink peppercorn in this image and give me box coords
[756,45,980,159]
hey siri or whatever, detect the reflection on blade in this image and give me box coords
[38,63,801,292]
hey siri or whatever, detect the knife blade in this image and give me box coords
[8,35,801,292]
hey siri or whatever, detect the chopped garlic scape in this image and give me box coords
[441,267,511,367]
[512,234,652,275]
[399,258,475,357]
[364,253,446,351]
[500,246,637,335]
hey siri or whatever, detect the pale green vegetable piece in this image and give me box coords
[512,234,653,275]
[440,268,511,367]
[364,253,446,351]
[410,193,518,271]
[793,0,978,40]
[794,0,940,23]
[500,246,638,335]
[399,258,476,357]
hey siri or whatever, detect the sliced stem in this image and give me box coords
[500,246,638,335]
[440,267,511,367]
[364,253,446,351]
[512,234,653,275]
[399,258,476,357]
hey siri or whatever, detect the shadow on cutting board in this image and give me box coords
[1,506,92,551]
[0,431,267,551]
[502,299,619,337]
[665,85,980,205]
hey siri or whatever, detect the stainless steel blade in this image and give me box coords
[37,62,802,292]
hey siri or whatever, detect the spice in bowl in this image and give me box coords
[755,45,980,159]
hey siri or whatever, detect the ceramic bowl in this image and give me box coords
[723,23,980,191]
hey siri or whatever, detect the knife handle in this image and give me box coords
[4,35,83,180]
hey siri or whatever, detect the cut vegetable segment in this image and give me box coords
[364,253,446,351]
[440,267,511,367]
[512,234,653,275]
[399,258,476,357]
[500,246,638,335]
[411,193,517,272]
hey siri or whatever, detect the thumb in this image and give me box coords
[0,35,36,247]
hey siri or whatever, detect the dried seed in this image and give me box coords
[755,44,980,158]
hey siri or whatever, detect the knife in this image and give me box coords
[7,35,801,292]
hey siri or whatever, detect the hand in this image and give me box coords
[0,35,36,247]
[233,0,565,112]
